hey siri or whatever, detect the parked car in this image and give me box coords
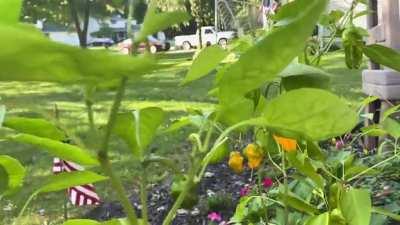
[88,37,114,47]
[118,31,170,54]
[174,26,236,50]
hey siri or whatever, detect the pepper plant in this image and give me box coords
[1,0,400,225]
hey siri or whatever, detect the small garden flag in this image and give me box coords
[53,158,101,206]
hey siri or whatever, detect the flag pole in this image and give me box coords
[54,104,69,220]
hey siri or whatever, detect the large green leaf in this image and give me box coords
[0,155,25,196]
[280,63,331,90]
[263,88,358,141]
[218,0,328,104]
[305,212,330,225]
[340,188,372,225]
[136,4,190,42]
[218,97,254,126]
[0,0,22,24]
[113,107,165,158]
[39,171,107,193]
[363,45,400,72]
[0,25,157,84]
[182,46,228,85]
[4,117,65,141]
[11,134,99,166]
[382,118,400,138]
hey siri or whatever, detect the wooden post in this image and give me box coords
[363,0,400,150]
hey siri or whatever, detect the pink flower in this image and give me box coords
[239,185,251,197]
[335,140,345,149]
[262,177,273,188]
[208,212,222,222]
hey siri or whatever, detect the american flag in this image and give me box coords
[53,158,101,206]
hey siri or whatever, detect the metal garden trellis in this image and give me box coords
[363,0,400,149]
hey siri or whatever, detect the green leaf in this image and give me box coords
[182,46,228,85]
[305,212,330,225]
[359,96,379,109]
[340,188,372,225]
[287,152,324,188]
[114,107,165,158]
[0,25,157,84]
[361,125,387,137]
[306,141,326,161]
[382,118,400,138]
[263,88,358,141]
[230,196,255,223]
[280,63,331,90]
[11,134,99,166]
[280,192,320,215]
[382,104,400,121]
[62,219,100,225]
[0,0,22,24]
[363,45,400,72]
[372,207,400,221]
[0,155,25,196]
[4,117,65,141]
[39,171,107,193]
[136,4,190,42]
[218,0,328,104]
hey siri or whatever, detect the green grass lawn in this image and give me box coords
[0,50,366,224]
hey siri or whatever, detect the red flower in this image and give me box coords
[262,177,273,189]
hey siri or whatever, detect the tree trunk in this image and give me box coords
[68,0,91,48]
[198,24,203,49]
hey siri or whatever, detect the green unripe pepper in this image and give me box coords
[342,26,365,69]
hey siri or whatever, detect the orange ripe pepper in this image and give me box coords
[244,144,264,169]
[228,151,244,174]
[273,135,297,152]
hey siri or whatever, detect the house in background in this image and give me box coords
[38,15,137,46]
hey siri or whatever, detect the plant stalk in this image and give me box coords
[97,77,139,225]
[85,99,95,131]
[347,152,399,182]
[282,148,289,225]
[162,165,197,225]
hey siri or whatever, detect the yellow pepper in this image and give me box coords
[228,151,244,174]
[243,144,263,169]
[273,135,297,152]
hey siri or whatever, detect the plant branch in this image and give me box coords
[97,77,139,225]
[347,152,399,182]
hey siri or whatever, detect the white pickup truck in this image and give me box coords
[174,26,236,50]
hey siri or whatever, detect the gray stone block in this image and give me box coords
[363,83,400,100]
[362,70,400,99]
[362,70,400,85]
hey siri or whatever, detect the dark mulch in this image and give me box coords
[85,162,252,225]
